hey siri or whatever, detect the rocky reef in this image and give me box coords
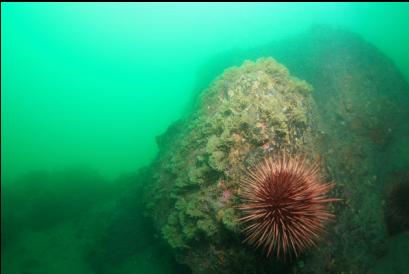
[141,27,409,274]
[3,24,408,274]
[143,58,333,273]
[270,27,409,273]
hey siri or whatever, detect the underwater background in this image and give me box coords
[2,3,409,274]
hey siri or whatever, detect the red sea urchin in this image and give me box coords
[239,153,337,258]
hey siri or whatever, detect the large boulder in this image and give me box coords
[143,58,329,273]
[181,26,409,273]
[137,26,409,274]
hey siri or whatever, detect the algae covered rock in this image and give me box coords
[144,58,325,273]
[267,27,409,273]
[370,231,409,274]
[188,26,409,273]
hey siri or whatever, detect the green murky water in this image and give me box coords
[2,3,409,274]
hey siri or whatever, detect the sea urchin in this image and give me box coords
[239,153,337,258]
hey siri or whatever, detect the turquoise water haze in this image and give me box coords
[2,3,409,182]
